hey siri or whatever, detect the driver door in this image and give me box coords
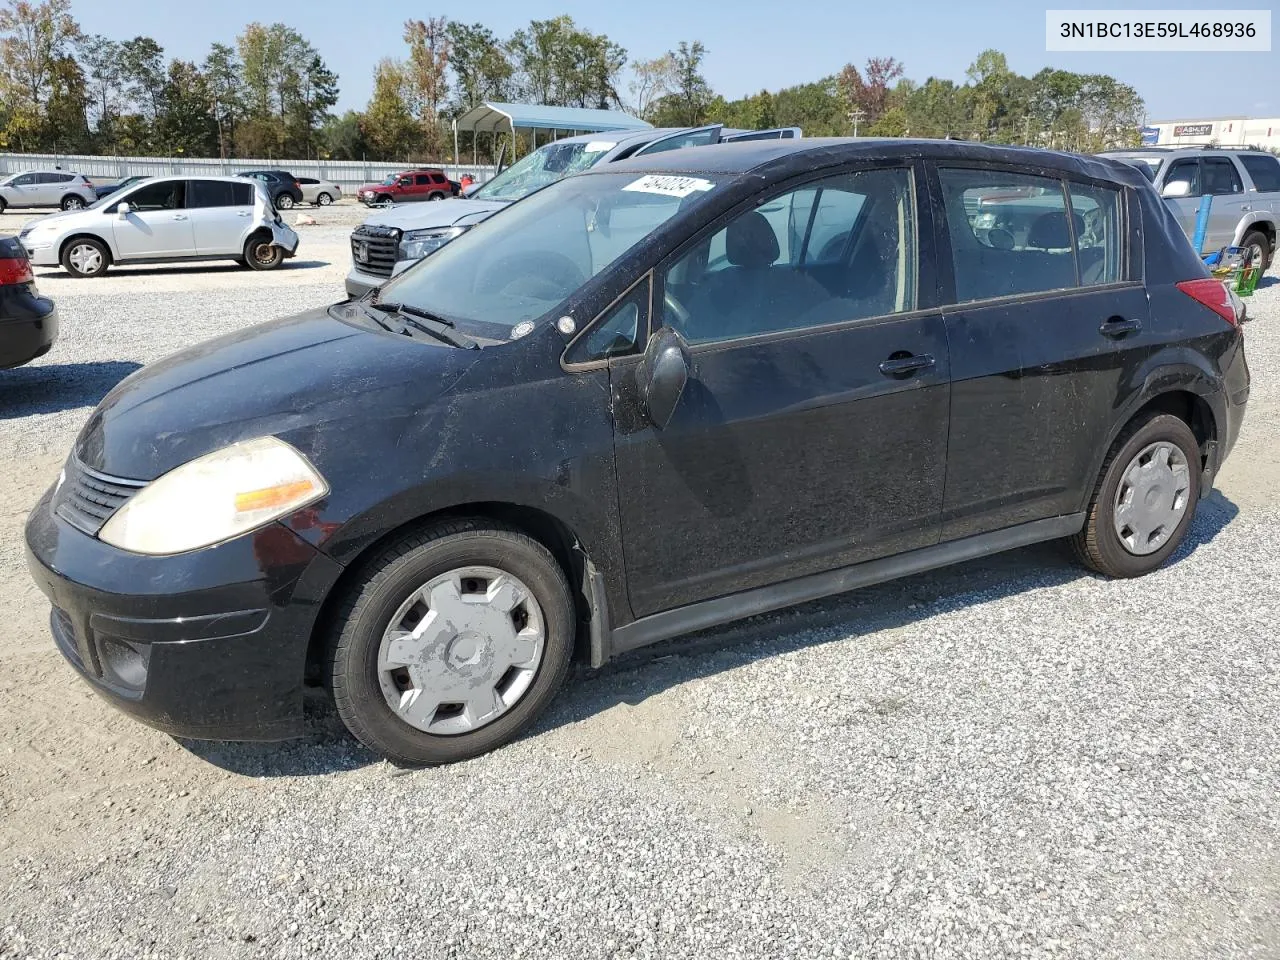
[111,180,196,259]
[610,164,951,617]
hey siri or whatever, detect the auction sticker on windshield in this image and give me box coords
[623,175,715,198]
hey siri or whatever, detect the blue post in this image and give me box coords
[1191,194,1213,255]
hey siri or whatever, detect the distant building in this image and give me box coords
[1145,117,1280,150]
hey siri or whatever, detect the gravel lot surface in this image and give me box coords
[1,203,1278,960]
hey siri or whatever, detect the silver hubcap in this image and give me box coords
[1249,243,1265,267]
[377,566,545,736]
[318,194,331,205]
[68,244,101,274]
[1113,441,1191,555]
[279,196,292,208]
[65,197,82,209]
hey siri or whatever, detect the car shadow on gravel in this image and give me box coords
[35,260,330,280]
[0,361,141,418]
[169,491,1241,777]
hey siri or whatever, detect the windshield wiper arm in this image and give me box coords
[368,301,478,349]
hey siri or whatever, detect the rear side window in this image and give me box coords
[415,175,431,186]
[187,180,239,208]
[938,168,1124,301]
[430,173,447,184]
[232,182,254,206]
[1202,158,1243,195]
[1239,154,1280,192]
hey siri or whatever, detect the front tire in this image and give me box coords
[327,521,575,766]
[243,237,284,271]
[1240,229,1271,274]
[1071,413,1201,578]
[61,237,110,277]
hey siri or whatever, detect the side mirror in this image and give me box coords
[636,327,691,430]
[1161,180,1192,199]
[115,201,130,217]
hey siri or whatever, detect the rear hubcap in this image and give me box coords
[1112,441,1191,555]
[377,566,545,736]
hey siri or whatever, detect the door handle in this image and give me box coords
[237,211,251,217]
[1099,316,1142,338]
[1241,204,1251,212]
[879,353,935,378]
[171,214,188,221]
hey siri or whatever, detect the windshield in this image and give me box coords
[381,175,398,186]
[376,171,721,336]
[471,140,616,202]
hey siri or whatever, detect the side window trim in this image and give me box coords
[561,272,652,370]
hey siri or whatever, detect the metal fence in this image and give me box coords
[0,152,497,191]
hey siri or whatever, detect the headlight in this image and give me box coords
[98,436,328,555]
[398,226,468,261]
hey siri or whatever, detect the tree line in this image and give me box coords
[0,0,1145,163]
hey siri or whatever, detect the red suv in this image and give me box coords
[357,169,460,206]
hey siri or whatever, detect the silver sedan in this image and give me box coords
[296,177,342,206]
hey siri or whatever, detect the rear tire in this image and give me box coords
[243,237,284,271]
[327,521,575,766]
[316,192,333,206]
[1240,229,1271,274]
[0,197,6,214]
[61,194,86,211]
[275,193,294,210]
[1071,412,1201,578]
[60,237,110,277]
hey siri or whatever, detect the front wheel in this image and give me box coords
[1071,413,1201,578]
[327,521,575,766]
[243,237,284,271]
[61,237,110,277]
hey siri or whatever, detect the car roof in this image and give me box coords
[587,137,1152,189]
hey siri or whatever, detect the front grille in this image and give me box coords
[350,225,401,279]
[54,457,147,536]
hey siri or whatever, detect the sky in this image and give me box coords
[70,0,1279,122]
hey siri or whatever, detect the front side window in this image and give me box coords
[1164,159,1200,196]
[1240,154,1280,192]
[376,172,720,337]
[471,140,615,202]
[661,168,916,344]
[124,180,184,212]
[12,173,35,185]
[568,279,648,364]
[1202,157,1243,195]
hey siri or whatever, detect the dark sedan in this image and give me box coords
[93,175,151,200]
[26,139,1249,767]
[1,236,57,368]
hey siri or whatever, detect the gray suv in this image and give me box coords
[1100,146,1280,271]
[0,170,97,212]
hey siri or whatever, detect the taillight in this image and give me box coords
[1176,277,1239,328]
[0,256,35,285]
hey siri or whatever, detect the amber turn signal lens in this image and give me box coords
[234,479,318,513]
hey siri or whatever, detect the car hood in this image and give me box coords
[74,307,483,480]
[360,197,508,231]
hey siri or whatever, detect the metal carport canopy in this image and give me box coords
[453,102,651,163]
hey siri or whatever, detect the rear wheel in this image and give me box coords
[61,237,110,277]
[1071,413,1201,578]
[243,237,284,271]
[327,521,575,766]
[1240,229,1271,274]
[60,194,86,211]
[275,193,294,210]
[0,197,6,214]
[316,192,333,206]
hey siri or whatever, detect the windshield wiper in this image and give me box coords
[368,301,478,349]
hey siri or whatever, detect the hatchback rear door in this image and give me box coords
[931,163,1151,539]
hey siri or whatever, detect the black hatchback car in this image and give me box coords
[26,140,1249,765]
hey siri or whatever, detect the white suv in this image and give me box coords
[18,176,300,278]
[0,170,97,212]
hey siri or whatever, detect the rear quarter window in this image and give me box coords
[1239,154,1280,192]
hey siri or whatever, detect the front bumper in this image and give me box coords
[25,484,344,741]
[0,290,57,368]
